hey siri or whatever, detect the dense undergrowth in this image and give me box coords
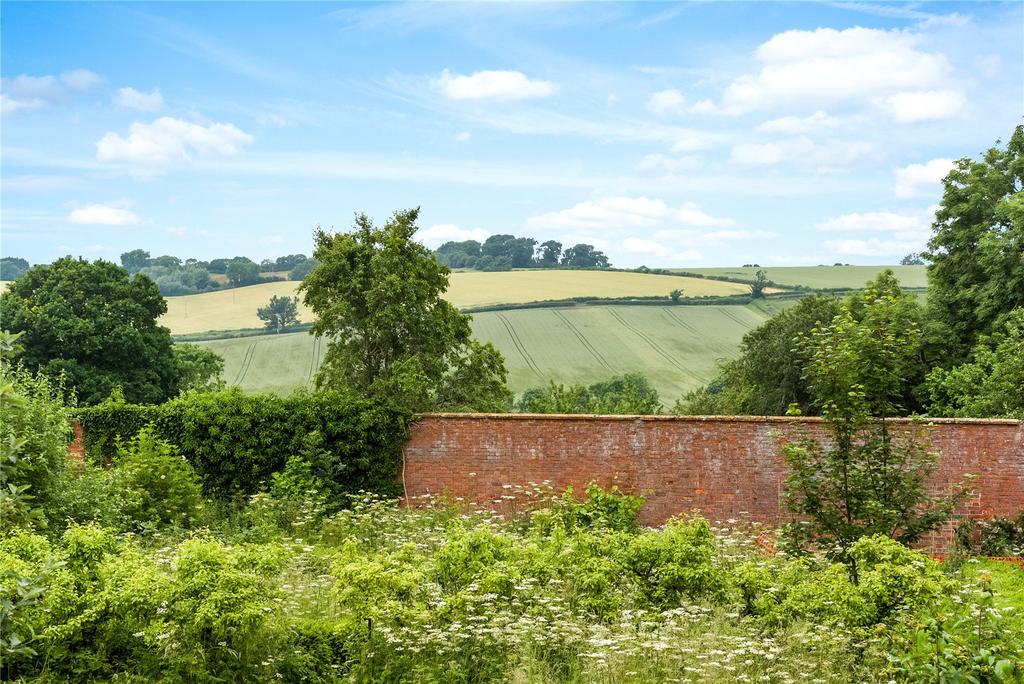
[3,474,1024,682]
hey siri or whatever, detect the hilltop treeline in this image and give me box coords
[117,249,317,296]
[436,235,610,270]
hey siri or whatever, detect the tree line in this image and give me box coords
[435,235,610,270]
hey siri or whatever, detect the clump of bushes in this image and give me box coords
[76,387,410,500]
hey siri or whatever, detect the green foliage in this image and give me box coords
[119,248,150,274]
[749,269,770,298]
[75,388,410,500]
[782,273,969,563]
[885,569,1024,683]
[532,483,646,533]
[257,294,301,333]
[739,536,951,628]
[0,336,74,529]
[288,256,317,280]
[226,257,261,286]
[0,256,30,280]
[171,343,225,393]
[561,243,610,268]
[926,124,1024,363]
[301,207,512,412]
[926,307,1024,418]
[674,294,842,416]
[114,427,204,530]
[518,373,661,414]
[3,481,1022,682]
[0,257,178,404]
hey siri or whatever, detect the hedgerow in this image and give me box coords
[75,388,410,500]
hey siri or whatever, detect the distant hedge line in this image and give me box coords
[75,389,410,500]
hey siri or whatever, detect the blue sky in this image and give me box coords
[2,1,1021,268]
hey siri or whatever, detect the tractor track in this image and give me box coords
[496,313,543,377]
[606,309,703,382]
[552,310,614,371]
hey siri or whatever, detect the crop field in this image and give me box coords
[197,301,793,402]
[162,270,750,335]
[678,264,927,289]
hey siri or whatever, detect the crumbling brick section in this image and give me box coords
[402,414,1023,552]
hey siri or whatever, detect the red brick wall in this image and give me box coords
[403,414,1023,548]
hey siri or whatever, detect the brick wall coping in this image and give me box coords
[415,413,1022,426]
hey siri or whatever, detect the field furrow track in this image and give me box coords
[661,307,702,337]
[606,309,702,381]
[306,335,322,388]
[719,307,753,328]
[552,310,614,371]
[233,340,259,385]
[496,313,543,377]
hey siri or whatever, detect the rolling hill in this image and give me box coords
[198,300,795,402]
[161,270,751,335]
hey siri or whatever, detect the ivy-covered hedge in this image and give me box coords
[75,389,410,499]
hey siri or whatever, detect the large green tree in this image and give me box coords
[926,125,1024,362]
[257,295,300,333]
[301,208,512,412]
[782,281,968,573]
[0,258,178,404]
[926,307,1024,418]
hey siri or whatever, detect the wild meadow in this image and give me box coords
[3,392,1023,684]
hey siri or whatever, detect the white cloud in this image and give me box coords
[96,117,253,166]
[418,223,490,248]
[436,69,556,101]
[455,131,471,142]
[647,89,686,116]
[818,206,936,257]
[635,153,702,175]
[825,237,925,257]
[1,69,102,115]
[707,27,961,120]
[879,89,965,122]
[60,69,102,91]
[67,202,141,226]
[756,110,840,135]
[730,137,875,169]
[526,196,735,232]
[622,237,702,262]
[671,134,714,152]
[114,87,165,112]
[894,158,954,198]
[689,99,720,115]
[817,209,933,233]
[257,235,286,246]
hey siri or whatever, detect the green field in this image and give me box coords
[678,265,927,289]
[198,300,793,402]
[162,270,750,335]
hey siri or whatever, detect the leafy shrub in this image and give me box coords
[0,351,74,528]
[531,482,645,533]
[618,516,728,607]
[115,427,204,530]
[738,535,950,629]
[76,388,410,500]
[976,513,1024,557]
[885,569,1024,682]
